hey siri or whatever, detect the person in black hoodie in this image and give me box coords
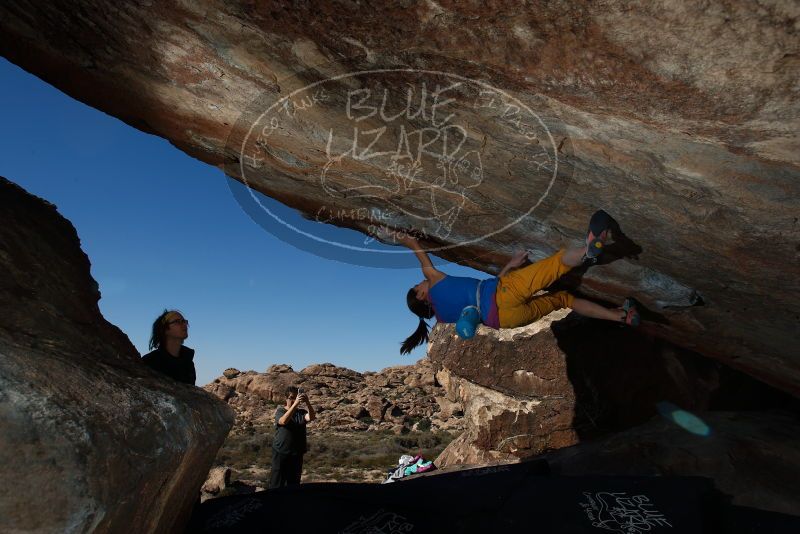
[141,309,196,385]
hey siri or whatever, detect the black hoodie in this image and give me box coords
[141,345,196,385]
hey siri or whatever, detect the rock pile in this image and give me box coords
[205,359,464,436]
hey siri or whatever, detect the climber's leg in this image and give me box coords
[561,246,588,267]
[572,297,640,326]
[497,250,574,308]
[499,293,641,329]
[571,298,623,322]
[499,290,574,328]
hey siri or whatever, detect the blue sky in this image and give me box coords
[0,58,484,385]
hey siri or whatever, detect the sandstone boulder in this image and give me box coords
[431,311,797,466]
[342,404,369,420]
[364,396,389,422]
[266,364,294,374]
[302,363,362,380]
[201,466,232,499]
[223,368,241,379]
[0,178,234,533]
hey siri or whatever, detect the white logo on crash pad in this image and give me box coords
[579,491,673,533]
[340,508,414,533]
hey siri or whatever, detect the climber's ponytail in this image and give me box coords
[400,288,435,355]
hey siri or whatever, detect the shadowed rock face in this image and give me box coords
[428,312,800,515]
[0,178,235,533]
[541,411,800,516]
[0,2,797,394]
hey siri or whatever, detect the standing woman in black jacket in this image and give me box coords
[141,309,196,385]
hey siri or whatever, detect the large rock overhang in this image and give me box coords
[1,1,797,394]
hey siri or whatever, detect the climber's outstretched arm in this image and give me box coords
[397,234,445,284]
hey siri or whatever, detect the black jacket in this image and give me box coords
[141,345,196,385]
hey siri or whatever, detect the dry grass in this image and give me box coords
[213,424,456,486]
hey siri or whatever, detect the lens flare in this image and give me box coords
[656,402,711,437]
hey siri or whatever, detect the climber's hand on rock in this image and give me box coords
[368,224,417,247]
[395,232,418,247]
[368,224,397,244]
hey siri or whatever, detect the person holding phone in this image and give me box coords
[269,385,315,488]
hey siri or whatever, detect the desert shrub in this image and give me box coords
[214,425,272,469]
[416,417,432,432]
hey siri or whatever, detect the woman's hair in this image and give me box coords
[149,309,182,350]
[400,288,435,355]
[286,385,299,397]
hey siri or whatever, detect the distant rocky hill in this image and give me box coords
[204,359,464,436]
[202,359,462,491]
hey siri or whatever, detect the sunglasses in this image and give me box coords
[168,319,189,326]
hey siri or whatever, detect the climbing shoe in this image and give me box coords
[585,209,613,261]
[622,297,641,327]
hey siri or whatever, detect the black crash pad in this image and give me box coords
[188,461,799,533]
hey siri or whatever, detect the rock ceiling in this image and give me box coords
[1,1,797,393]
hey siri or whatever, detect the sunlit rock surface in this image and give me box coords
[0,1,797,394]
[205,359,464,434]
[0,177,234,533]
